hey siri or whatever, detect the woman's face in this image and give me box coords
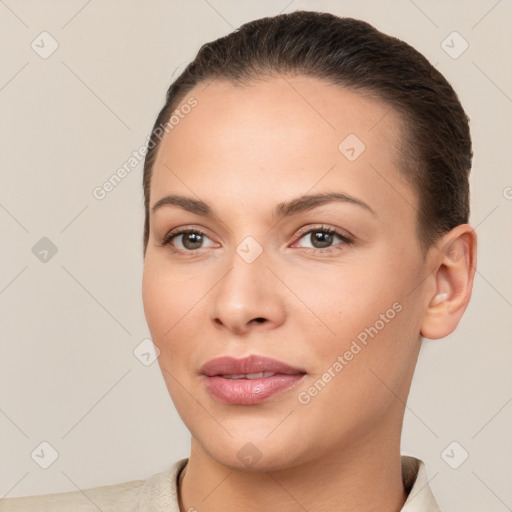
[142,75,432,470]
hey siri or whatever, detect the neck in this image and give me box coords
[179,427,407,512]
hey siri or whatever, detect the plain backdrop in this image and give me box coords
[0,1,511,510]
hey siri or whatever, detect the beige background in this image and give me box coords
[0,1,511,510]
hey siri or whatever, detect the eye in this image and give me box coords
[161,228,217,252]
[293,225,353,251]
[160,225,353,254]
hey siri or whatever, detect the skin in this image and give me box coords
[142,75,476,512]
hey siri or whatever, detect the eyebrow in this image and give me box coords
[151,192,376,218]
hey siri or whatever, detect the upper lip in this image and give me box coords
[200,355,306,377]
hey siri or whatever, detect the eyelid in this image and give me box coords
[160,225,219,250]
[291,224,354,245]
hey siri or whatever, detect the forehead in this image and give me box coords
[150,75,415,221]
[169,75,401,149]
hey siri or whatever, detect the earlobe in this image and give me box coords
[420,224,477,340]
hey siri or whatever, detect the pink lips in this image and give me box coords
[200,355,306,405]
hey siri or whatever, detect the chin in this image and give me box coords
[193,428,314,473]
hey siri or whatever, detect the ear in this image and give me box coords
[420,224,477,340]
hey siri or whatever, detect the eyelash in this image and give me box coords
[160,228,210,253]
[292,225,354,253]
[160,225,354,255]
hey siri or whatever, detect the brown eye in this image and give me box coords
[181,232,204,250]
[162,229,216,252]
[294,226,353,251]
[310,231,334,249]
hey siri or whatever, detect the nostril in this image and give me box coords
[253,317,266,323]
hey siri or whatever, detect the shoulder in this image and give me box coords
[0,459,188,512]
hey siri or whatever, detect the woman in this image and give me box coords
[2,10,476,512]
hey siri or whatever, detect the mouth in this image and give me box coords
[200,355,306,405]
[222,371,278,379]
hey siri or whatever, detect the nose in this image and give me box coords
[209,247,286,336]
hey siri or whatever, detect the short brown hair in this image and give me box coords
[142,10,472,255]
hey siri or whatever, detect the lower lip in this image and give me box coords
[204,374,305,405]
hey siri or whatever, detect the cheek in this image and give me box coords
[282,259,401,345]
[285,251,422,386]
[142,258,210,381]
[142,258,197,340]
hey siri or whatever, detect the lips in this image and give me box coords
[200,355,306,405]
[201,355,305,377]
